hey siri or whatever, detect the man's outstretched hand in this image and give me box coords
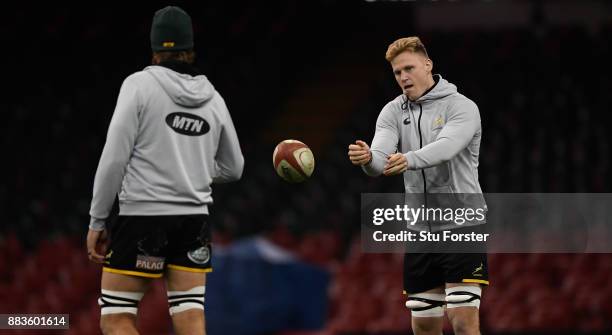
[348,140,372,166]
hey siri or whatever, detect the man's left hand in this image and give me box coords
[383,153,408,176]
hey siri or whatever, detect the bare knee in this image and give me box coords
[171,309,205,335]
[100,313,137,335]
[412,317,443,335]
[448,311,480,335]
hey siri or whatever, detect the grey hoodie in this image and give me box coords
[89,65,244,230]
[363,75,483,195]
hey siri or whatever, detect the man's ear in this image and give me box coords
[425,58,433,73]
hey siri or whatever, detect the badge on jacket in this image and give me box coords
[434,116,444,127]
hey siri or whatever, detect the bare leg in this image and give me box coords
[99,272,150,335]
[409,286,445,335]
[166,268,207,335]
[445,283,482,335]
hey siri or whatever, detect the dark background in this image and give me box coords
[1,1,612,334]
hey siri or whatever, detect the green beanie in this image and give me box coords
[150,6,194,52]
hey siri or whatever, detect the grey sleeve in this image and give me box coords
[88,78,141,230]
[362,104,399,177]
[213,95,244,183]
[405,99,479,170]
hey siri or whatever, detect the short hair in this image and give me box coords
[152,50,196,64]
[385,36,429,62]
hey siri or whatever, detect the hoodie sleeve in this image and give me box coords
[405,99,480,170]
[88,77,141,231]
[213,94,244,183]
[362,103,399,177]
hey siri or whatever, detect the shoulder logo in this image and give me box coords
[165,112,210,136]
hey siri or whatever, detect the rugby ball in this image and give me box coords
[273,140,315,183]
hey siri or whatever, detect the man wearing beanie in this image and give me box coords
[87,6,244,335]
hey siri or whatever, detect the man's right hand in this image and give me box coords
[86,228,108,264]
[348,140,372,166]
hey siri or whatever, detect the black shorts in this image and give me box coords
[403,252,489,294]
[103,215,212,278]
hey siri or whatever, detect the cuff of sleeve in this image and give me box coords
[89,217,107,231]
[362,159,380,177]
[405,151,419,170]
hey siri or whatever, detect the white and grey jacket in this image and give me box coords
[89,64,244,230]
[363,75,485,231]
[364,74,483,195]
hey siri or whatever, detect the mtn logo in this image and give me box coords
[165,112,210,136]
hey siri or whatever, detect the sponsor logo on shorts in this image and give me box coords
[187,245,211,265]
[135,255,165,271]
[104,250,113,265]
[472,262,484,277]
